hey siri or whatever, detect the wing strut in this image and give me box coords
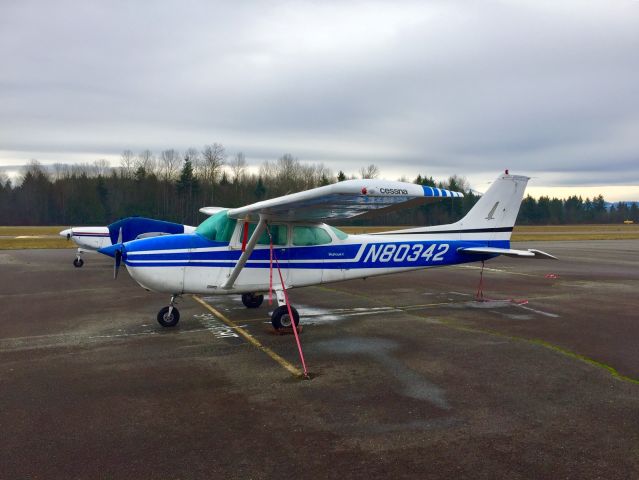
[222,216,266,290]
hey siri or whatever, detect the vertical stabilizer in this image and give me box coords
[456,173,529,240]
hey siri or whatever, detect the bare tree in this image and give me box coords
[70,163,92,177]
[120,150,135,178]
[135,150,156,175]
[229,152,247,183]
[52,163,70,181]
[301,163,333,189]
[93,158,110,177]
[275,153,301,185]
[359,164,380,179]
[159,149,181,182]
[200,143,226,184]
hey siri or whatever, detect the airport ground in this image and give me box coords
[1,239,638,479]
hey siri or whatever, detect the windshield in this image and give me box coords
[195,210,237,242]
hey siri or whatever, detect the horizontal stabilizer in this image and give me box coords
[457,246,557,259]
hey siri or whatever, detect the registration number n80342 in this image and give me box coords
[362,243,450,264]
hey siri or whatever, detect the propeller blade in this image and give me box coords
[117,227,123,245]
[114,249,122,279]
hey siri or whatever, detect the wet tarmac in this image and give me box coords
[1,241,638,479]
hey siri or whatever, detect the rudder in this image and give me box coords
[456,173,529,241]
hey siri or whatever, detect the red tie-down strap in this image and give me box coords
[241,220,249,252]
[265,222,309,378]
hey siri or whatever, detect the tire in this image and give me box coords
[241,293,264,308]
[271,305,300,330]
[157,306,180,327]
[73,258,84,268]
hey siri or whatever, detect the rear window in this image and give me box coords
[195,210,237,242]
[293,226,332,246]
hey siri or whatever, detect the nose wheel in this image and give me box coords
[73,249,84,268]
[157,295,180,327]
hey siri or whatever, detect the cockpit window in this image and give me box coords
[293,225,332,246]
[195,210,237,242]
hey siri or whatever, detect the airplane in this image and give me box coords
[60,217,196,267]
[99,171,555,330]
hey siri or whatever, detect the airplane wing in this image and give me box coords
[457,246,557,259]
[226,179,463,222]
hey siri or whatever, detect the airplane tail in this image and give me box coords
[378,172,554,258]
[454,172,529,242]
[372,172,529,245]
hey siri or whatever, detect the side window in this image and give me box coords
[246,223,288,245]
[293,226,332,246]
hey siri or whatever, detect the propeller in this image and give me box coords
[114,249,122,279]
[113,227,124,280]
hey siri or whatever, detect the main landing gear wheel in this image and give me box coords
[271,305,300,330]
[73,258,84,268]
[157,306,180,327]
[241,293,264,308]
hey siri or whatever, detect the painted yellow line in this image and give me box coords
[430,317,639,385]
[192,295,303,378]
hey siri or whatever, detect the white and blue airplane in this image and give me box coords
[99,172,555,329]
[61,217,195,268]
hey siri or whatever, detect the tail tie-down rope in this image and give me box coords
[475,260,528,305]
[265,222,310,379]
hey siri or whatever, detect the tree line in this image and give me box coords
[0,146,636,226]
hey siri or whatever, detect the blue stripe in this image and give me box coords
[125,240,508,269]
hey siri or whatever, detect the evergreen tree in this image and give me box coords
[254,176,266,200]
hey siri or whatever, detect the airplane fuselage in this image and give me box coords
[121,223,501,295]
[60,227,112,252]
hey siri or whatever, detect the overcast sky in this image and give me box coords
[1,0,638,199]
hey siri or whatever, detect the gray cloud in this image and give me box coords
[1,0,638,192]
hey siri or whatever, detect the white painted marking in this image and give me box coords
[194,312,246,338]
[514,304,560,318]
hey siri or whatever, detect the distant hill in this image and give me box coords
[605,201,639,210]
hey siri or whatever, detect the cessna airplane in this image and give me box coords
[60,217,196,267]
[99,172,555,329]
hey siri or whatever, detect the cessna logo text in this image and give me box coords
[379,188,408,195]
